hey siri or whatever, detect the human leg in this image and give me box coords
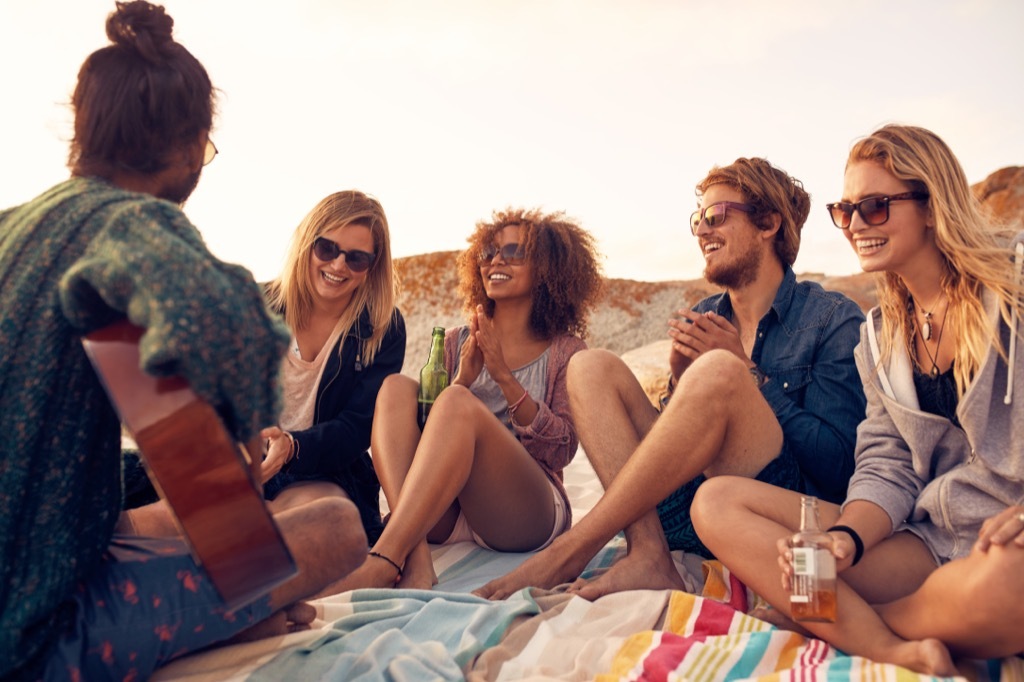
[477,349,782,599]
[44,493,364,681]
[876,540,1024,659]
[366,374,443,589]
[331,385,555,591]
[693,477,956,676]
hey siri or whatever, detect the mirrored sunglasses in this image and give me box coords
[479,242,527,265]
[312,237,376,272]
[689,201,755,235]
[826,191,929,229]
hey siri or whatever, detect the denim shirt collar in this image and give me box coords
[708,266,796,324]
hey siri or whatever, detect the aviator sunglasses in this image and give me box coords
[312,236,376,273]
[689,201,755,235]
[826,192,929,229]
[479,242,527,265]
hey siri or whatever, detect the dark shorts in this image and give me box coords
[42,536,273,682]
[656,444,804,558]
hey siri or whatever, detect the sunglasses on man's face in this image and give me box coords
[689,201,755,236]
[312,236,376,272]
[826,191,929,230]
[479,242,527,265]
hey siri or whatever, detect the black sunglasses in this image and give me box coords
[689,201,755,235]
[479,242,526,265]
[826,192,929,229]
[312,237,376,272]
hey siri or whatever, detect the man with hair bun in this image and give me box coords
[478,157,866,600]
[0,2,365,679]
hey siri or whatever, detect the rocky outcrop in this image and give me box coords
[396,166,1024,397]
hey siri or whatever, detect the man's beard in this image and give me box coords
[704,237,763,289]
[161,168,202,206]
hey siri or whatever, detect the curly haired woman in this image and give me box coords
[325,208,603,592]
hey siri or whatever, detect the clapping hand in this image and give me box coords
[453,307,485,386]
[668,309,749,379]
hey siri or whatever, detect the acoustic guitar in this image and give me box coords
[82,320,297,610]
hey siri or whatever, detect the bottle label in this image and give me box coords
[792,547,815,576]
[792,547,836,579]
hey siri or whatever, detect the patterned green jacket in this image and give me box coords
[0,177,290,679]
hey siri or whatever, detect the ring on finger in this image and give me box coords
[1017,512,1024,524]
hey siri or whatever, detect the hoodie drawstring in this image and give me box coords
[1005,242,1023,405]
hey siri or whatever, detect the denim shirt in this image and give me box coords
[695,267,866,503]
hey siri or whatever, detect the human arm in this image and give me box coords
[776,498,895,588]
[285,311,407,477]
[60,199,289,442]
[761,297,865,502]
[513,335,586,474]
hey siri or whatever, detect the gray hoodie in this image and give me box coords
[844,233,1024,562]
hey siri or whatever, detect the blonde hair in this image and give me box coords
[848,124,1024,395]
[265,190,400,366]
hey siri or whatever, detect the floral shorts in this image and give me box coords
[42,535,272,681]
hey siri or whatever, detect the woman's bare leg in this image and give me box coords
[331,385,555,591]
[693,477,956,677]
[877,540,1024,658]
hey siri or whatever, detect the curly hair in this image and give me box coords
[455,208,603,339]
[695,157,811,267]
[847,124,1024,396]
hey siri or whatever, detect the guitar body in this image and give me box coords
[83,321,297,610]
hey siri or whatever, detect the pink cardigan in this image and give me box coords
[444,327,586,524]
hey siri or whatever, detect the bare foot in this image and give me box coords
[226,601,316,643]
[568,549,688,600]
[889,638,957,677]
[474,535,593,600]
[397,543,437,590]
[312,551,402,597]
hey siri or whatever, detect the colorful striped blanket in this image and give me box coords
[152,457,1023,682]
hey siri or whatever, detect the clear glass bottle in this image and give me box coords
[417,326,449,430]
[789,496,837,622]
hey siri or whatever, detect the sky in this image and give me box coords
[2,1,1022,283]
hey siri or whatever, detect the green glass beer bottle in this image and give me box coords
[417,326,449,430]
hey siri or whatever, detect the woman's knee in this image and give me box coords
[377,373,418,407]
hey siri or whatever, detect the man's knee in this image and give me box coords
[300,497,367,574]
[568,348,633,392]
[675,350,752,404]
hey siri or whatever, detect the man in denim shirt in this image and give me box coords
[478,158,865,600]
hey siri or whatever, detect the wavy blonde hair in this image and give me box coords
[265,190,400,366]
[849,124,1024,395]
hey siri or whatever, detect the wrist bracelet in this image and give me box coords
[827,524,864,566]
[507,391,529,415]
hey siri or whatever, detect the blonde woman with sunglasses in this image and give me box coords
[261,190,406,545]
[324,208,603,592]
[693,125,1024,675]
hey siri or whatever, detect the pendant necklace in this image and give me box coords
[909,294,947,378]
[911,292,945,342]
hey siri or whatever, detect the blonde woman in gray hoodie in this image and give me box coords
[691,124,1024,676]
